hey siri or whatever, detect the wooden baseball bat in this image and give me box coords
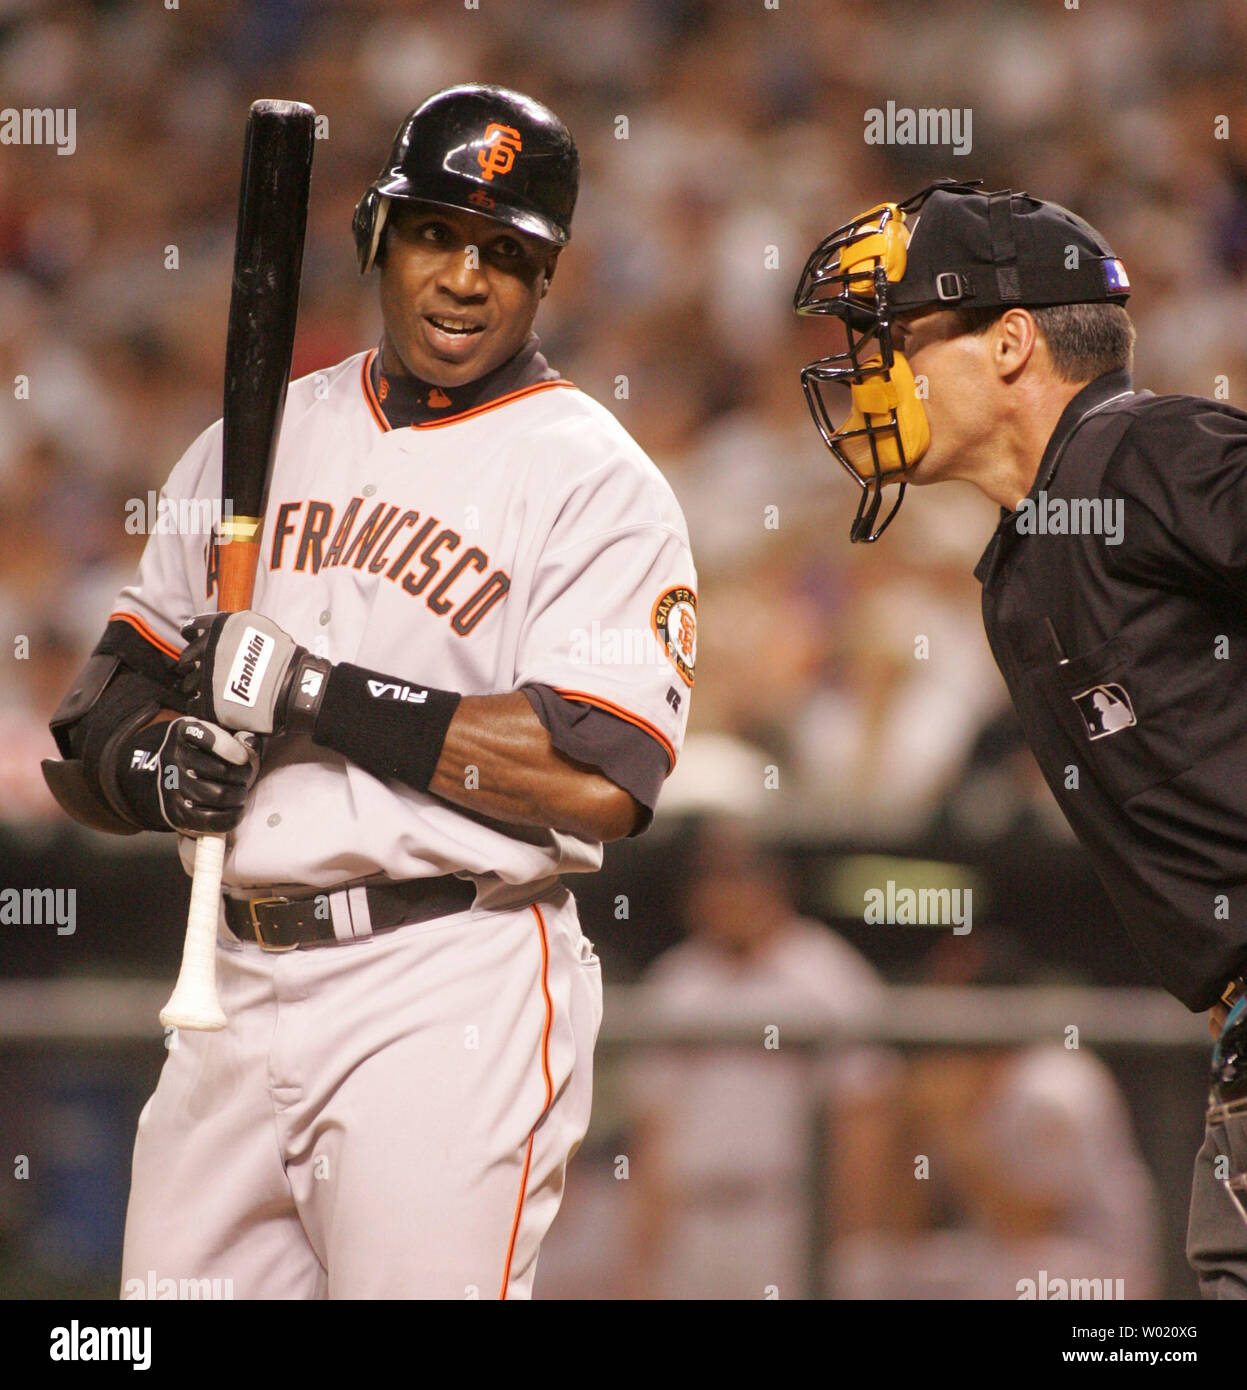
[160,99,315,1032]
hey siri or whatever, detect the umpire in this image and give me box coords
[794,179,1247,1297]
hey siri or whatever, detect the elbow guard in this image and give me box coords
[42,650,171,834]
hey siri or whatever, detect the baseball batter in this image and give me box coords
[41,85,696,1299]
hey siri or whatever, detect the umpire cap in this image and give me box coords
[353,84,579,273]
[891,181,1132,315]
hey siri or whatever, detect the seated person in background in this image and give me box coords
[831,933,1161,1299]
[623,816,893,1299]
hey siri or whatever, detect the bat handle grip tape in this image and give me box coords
[159,832,228,1032]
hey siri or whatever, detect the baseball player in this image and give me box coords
[40,84,697,1299]
[794,179,1247,1296]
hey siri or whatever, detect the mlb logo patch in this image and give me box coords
[1103,258,1130,293]
[1073,682,1136,740]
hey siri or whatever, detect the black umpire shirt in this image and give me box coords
[975,368,1247,1011]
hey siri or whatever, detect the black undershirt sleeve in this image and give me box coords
[521,684,667,836]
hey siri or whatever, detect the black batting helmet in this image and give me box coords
[352,84,579,274]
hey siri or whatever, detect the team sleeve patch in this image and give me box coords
[651,585,697,687]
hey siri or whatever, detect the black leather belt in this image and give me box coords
[223,875,476,950]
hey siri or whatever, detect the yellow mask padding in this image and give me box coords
[838,352,930,475]
[837,203,910,296]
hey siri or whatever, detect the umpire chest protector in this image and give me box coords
[976,371,1247,1010]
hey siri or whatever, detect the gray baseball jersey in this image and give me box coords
[112,347,695,886]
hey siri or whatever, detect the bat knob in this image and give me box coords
[159,994,227,1032]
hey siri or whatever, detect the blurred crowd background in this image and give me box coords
[1,0,1243,1299]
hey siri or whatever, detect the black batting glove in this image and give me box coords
[155,717,262,835]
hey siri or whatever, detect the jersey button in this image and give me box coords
[318,611,331,625]
[267,813,281,827]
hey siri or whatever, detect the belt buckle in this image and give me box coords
[247,895,298,952]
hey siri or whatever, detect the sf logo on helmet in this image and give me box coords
[477,123,523,181]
